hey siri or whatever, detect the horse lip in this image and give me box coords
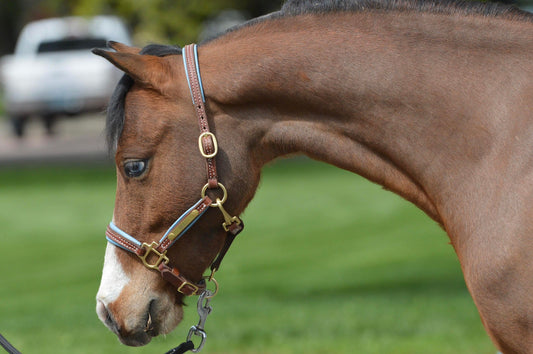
[117,331,152,347]
[115,321,154,347]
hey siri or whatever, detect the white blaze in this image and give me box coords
[96,244,130,316]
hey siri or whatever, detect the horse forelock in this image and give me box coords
[105,44,182,153]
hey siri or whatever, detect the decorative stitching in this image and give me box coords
[106,227,141,254]
[184,44,219,187]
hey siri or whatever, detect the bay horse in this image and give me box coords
[93,0,533,352]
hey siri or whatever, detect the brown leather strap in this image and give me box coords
[210,220,244,273]
[106,224,206,295]
[183,44,218,189]
[159,263,206,296]
[106,226,144,256]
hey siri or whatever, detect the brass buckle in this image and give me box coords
[178,281,200,295]
[139,242,169,270]
[198,132,218,158]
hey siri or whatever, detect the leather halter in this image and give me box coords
[105,44,243,296]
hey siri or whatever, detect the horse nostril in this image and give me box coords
[97,300,120,334]
[144,300,157,335]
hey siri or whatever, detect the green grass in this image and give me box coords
[0,160,495,353]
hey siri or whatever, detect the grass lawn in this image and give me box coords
[0,159,495,353]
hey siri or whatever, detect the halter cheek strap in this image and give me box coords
[104,43,243,296]
[184,44,218,189]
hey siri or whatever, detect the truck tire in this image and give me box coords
[10,116,27,138]
[43,114,56,136]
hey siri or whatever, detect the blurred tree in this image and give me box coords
[0,0,283,55]
[43,0,283,46]
[0,1,22,55]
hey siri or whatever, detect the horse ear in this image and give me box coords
[92,46,171,89]
[107,41,141,54]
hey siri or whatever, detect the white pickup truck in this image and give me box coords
[0,16,130,137]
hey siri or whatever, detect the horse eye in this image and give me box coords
[124,159,148,178]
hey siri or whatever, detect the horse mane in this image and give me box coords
[208,0,531,42]
[279,0,529,19]
[105,0,531,151]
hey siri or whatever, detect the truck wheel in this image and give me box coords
[43,114,56,136]
[10,116,27,138]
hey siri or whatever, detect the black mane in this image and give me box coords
[105,0,531,151]
[280,0,528,19]
[210,0,531,42]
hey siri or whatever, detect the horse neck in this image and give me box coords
[200,12,533,224]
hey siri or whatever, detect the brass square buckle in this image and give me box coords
[139,241,169,270]
[178,281,200,295]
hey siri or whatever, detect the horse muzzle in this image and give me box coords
[96,295,183,346]
[96,244,184,346]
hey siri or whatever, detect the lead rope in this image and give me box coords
[0,333,22,354]
[165,341,194,354]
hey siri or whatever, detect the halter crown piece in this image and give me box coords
[105,44,244,296]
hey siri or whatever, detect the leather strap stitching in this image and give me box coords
[184,44,219,188]
[106,226,143,256]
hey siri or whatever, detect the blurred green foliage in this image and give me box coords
[41,0,282,45]
[63,0,244,45]
[0,0,282,56]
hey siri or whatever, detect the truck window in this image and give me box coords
[37,37,107,53]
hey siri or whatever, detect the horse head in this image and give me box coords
[92,42,260,346]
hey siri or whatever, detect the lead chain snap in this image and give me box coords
[187,326,207,353]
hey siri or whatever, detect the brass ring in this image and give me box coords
[203,276,219,299]
[201,182,227,206]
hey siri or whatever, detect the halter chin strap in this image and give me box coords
[105,43,243,296]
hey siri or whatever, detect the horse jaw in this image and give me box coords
[96,244,183,346]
